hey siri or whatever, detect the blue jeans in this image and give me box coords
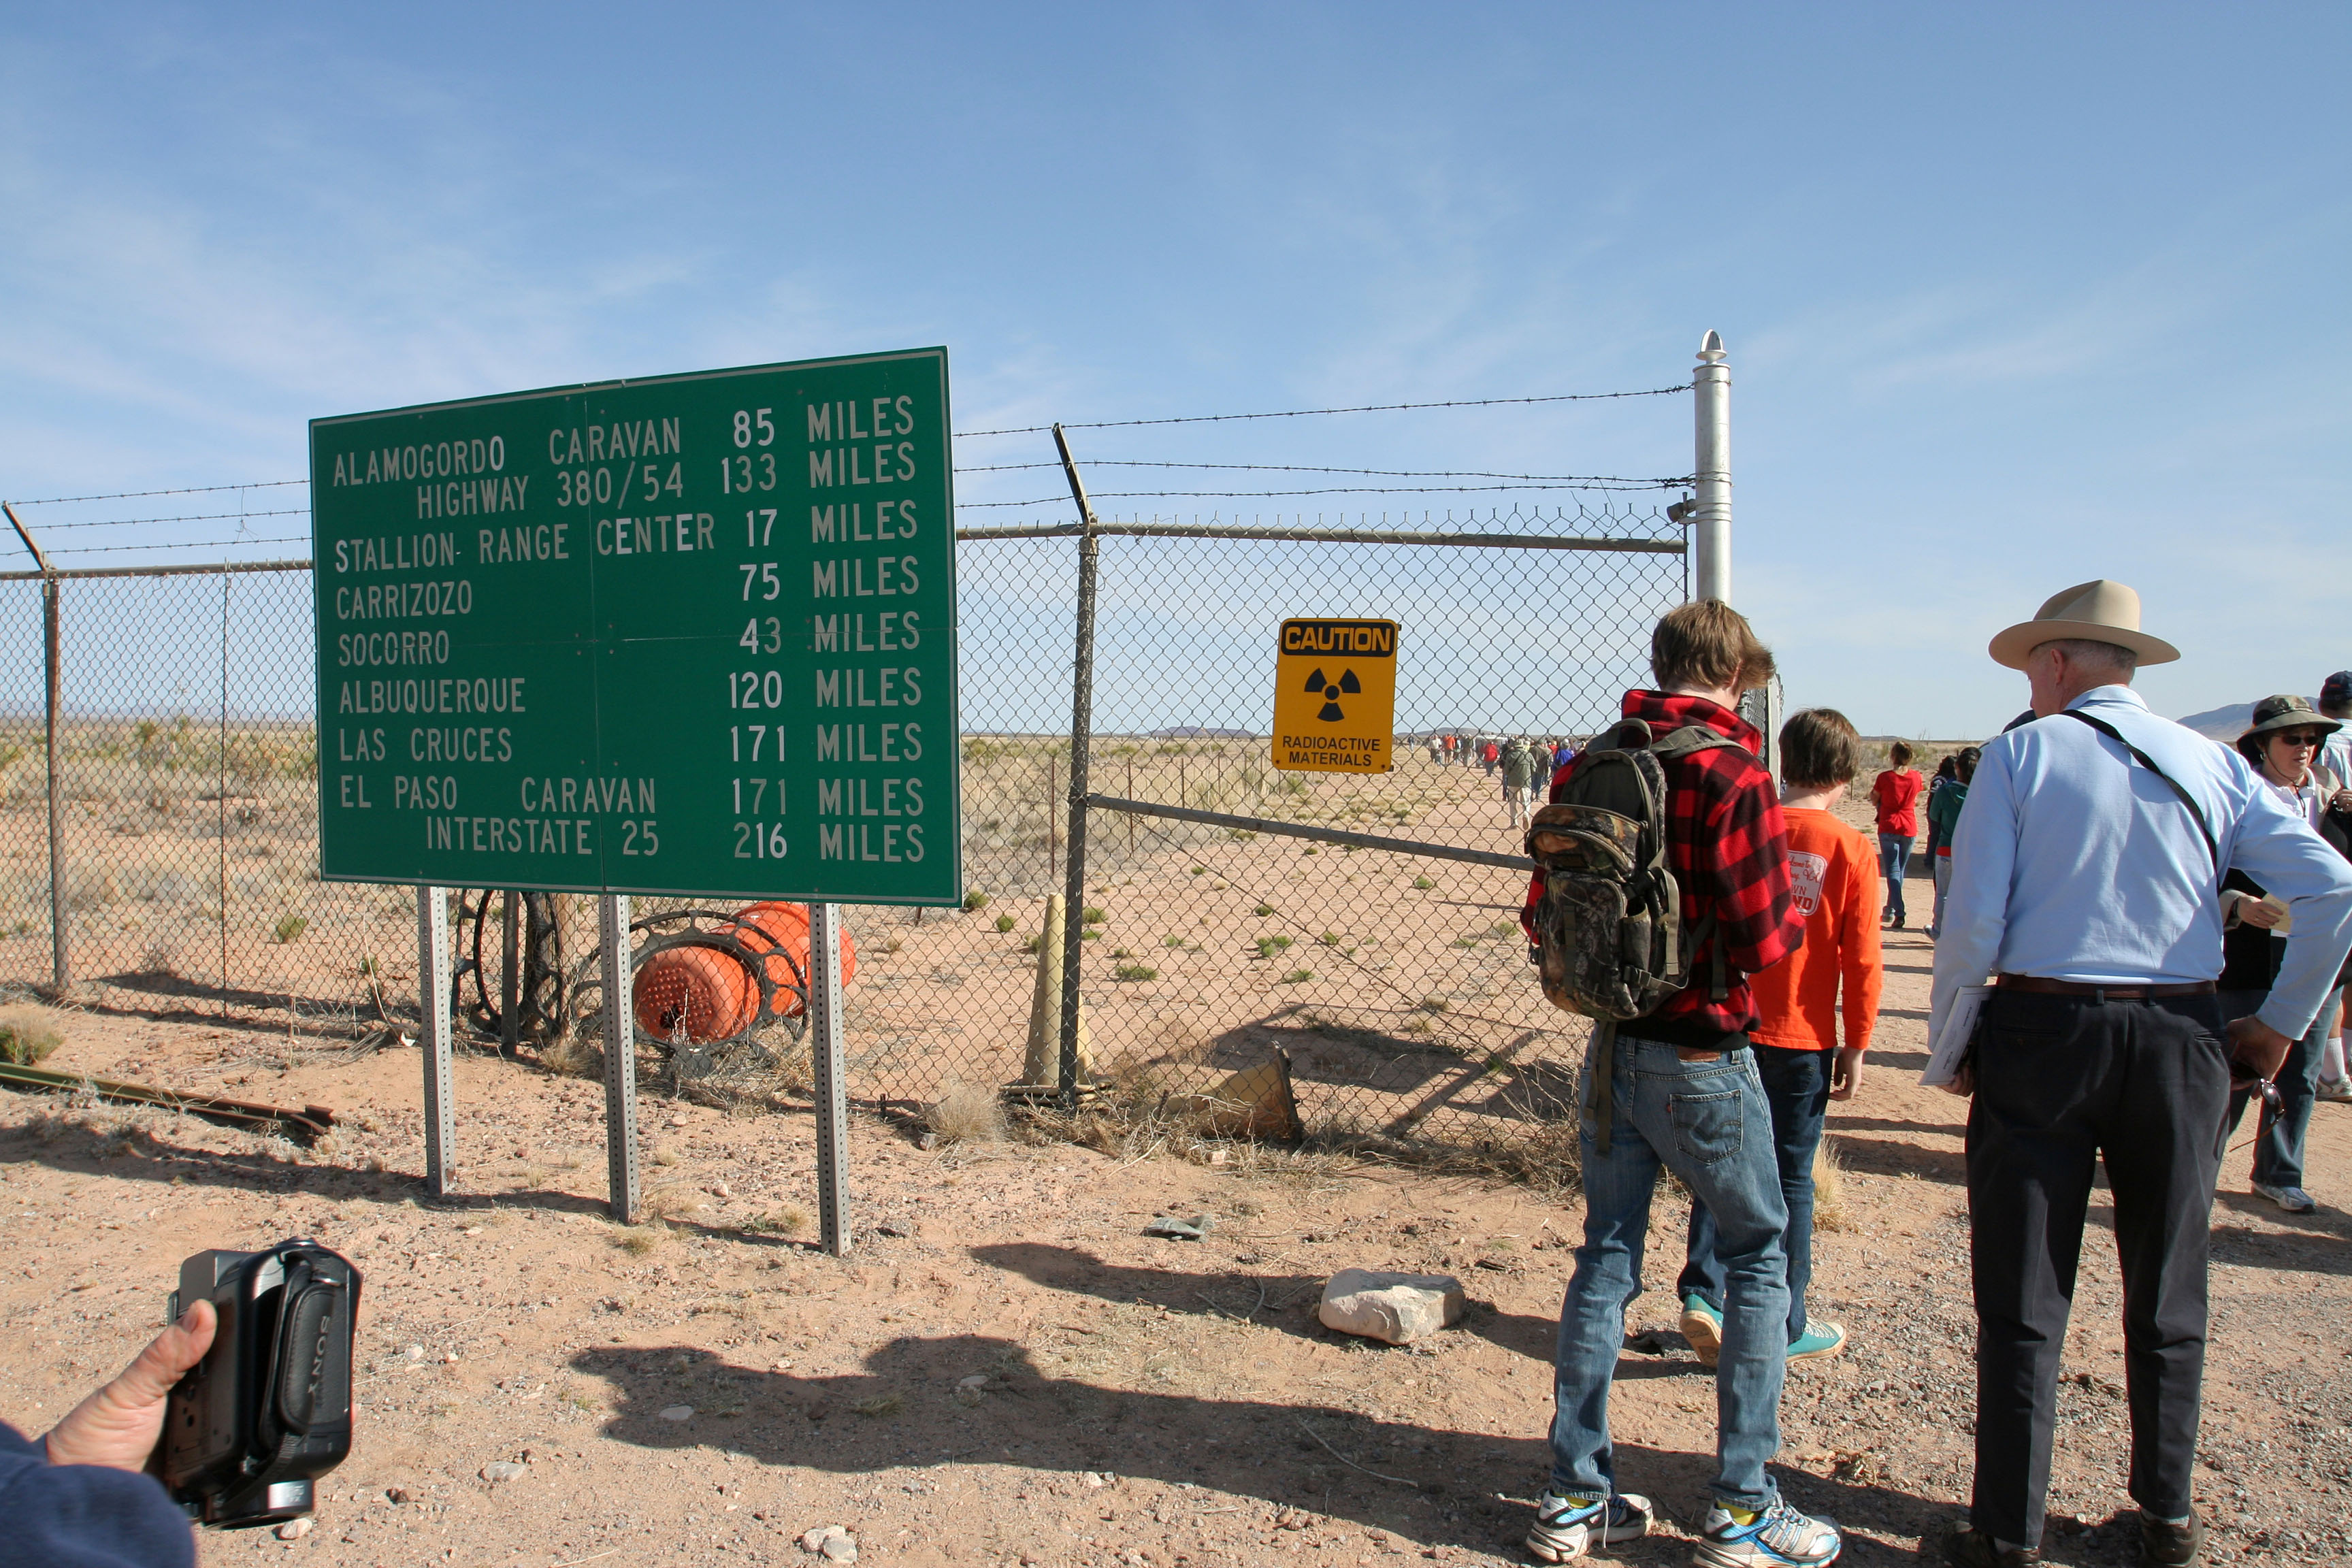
[2222,983,2341,1188]
[1878,833,1912,921]
[1678,1043,1831,1343]
[1551,1032,1790,1510]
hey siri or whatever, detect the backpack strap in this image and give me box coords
[2056,709,2219,867]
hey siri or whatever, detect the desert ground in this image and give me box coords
[5,806,2352,1567]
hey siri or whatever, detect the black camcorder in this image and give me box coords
[155,1239,361,1529]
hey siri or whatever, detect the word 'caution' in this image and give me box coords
[1270,618,1398,774]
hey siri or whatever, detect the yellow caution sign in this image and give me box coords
[1271,618,1398,773]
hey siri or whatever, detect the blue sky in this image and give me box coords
[0,3,2344,735]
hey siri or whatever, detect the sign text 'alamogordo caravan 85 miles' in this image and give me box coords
[1269,618,1398,774]
[310,347,962,904]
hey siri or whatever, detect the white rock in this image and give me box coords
[274,1517,313,1540]
[1316,1269,1465,1345]
[480,1460,526,1482]
[956,1375,988,1389]
[658,1404,695,1421]
[802,1524,854,1558]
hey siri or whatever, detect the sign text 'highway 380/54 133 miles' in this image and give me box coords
[310,346,961,904]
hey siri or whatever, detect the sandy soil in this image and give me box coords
[3,889,2350,1567]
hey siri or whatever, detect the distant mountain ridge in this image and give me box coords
[2175,700,2257,740]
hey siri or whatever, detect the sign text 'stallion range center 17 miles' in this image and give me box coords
[310,347,962,904]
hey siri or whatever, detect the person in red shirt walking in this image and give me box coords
[1872,740,1925,929]
[1678,708,1882,1374]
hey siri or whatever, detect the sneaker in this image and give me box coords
[1940,1525,2038,1565]
[1680,1293,1723,1369]
[2317,1076,2352,1103]
[1787,1321,1847,1361]
[1524,1492,1654,1563]
[1696,1497,1842,1567]
[2253,1181,2315,1213]
[2139,1507,2202,1566]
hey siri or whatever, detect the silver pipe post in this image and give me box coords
[499,892,522,1058]
[808,901,852,1256]
[1692,331,1732,604]
[1051,424,1100,1110]
[6,502,67,993]
[599,894,638,1223]
[416,885,455,1196]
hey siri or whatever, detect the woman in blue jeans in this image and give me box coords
[2217,694,2352,1212]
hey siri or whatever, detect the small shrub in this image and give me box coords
[1022,934,1042,953]
[0,1007,63,1066]
[1253,903,1274,917]
[1111,947,1133,959]
[926,1081,1004,1146]
[1813,1140,1852,1232]
[610,1224,668,1256]
[1161,934,1185,948]
[1081,929,1101,941]
[272,913,308,944]
[994,914,1015,933]
[1318,931,1341,946]
[1411,876,1435,890]
[1113,964,1158,981]
[1082,906,1106,924]
[963,889,990,912]
[1189,866,1207,876]
[1281,968,1313,983]
[1301,847,1319,856]
[1452,936,1480,949]
[1488,919,1518,938]
[851,1393,903,1418]
[1253,935,1292,959]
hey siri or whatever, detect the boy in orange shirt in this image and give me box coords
[1679,708,1883,1367]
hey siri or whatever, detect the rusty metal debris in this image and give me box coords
[0,1062,335,1145]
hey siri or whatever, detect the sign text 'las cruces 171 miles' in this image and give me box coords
[310,347,960,904]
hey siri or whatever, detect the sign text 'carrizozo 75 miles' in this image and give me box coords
[311,347,960,904]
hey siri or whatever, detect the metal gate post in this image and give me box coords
[416,885,455,1196]
[6,502,68,993]
[499,892,522,1057]
[599,894,638,1223]
[42,574,65,992]
[808,901,852,1256]
[1693,331,1732,604]
[1051,425,1100,1109]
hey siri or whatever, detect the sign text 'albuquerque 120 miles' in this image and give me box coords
[310,347,961,904]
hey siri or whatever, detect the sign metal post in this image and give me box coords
[808,902,851,1256]
[599,894,638,1224]
[415,884,454,1196]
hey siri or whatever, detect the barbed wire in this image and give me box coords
[35,508,311,532]
[956,459,1693,484]
[960,478,1685,507]
[45,535,309,557]
[5,479,310,506]
[953,383,1689,438]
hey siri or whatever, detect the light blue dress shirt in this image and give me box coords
[1930,685,2352,1043]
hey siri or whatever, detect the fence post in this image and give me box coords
[599,894,638,1223]
[5,502,67,992]
[808,901,852,1255]
[416,885,455,1196]
[1051,424,1100,1110]
[1692,330,1732,604]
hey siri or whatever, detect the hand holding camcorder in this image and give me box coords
[154,1239,360,1529]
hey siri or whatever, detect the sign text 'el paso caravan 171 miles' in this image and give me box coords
[310,347,962,904]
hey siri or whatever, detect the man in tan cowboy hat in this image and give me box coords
[1929,581,2352,1567]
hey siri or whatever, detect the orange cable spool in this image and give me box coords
[631,943,757,1043]
[735,901,857,1017]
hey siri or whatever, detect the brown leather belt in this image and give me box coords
[1996,973,2215,1000]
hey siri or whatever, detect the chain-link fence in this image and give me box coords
[0,506,1684,1160]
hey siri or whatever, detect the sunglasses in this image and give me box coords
[2270,732,2326,749]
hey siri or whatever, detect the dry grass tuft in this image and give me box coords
[924,1080,1004,1146]
[1812,1137,1852,1232]
[849,1392,903,1418]
[538,1031,603,1080]
[0,1004,64,1066]
[610,1222,670,1255]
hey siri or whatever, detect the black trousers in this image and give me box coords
[1965,990,2229,1548]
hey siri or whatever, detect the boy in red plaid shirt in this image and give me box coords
[1521,602,1838,1568]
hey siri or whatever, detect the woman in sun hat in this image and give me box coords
[2216,694,2352,1209]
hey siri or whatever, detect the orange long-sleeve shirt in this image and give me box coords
[1748,807,1883,1052]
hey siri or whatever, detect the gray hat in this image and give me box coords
[2242,693,2342,742]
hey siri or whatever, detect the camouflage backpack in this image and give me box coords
[1523,717,1740,1020]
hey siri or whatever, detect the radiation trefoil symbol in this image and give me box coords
[1303,668,1360,723]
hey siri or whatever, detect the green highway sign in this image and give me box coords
[310,347,961,904]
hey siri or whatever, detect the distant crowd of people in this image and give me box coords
[1512,588,2352,1568]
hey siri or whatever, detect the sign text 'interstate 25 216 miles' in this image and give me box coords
[310,347,962,904]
